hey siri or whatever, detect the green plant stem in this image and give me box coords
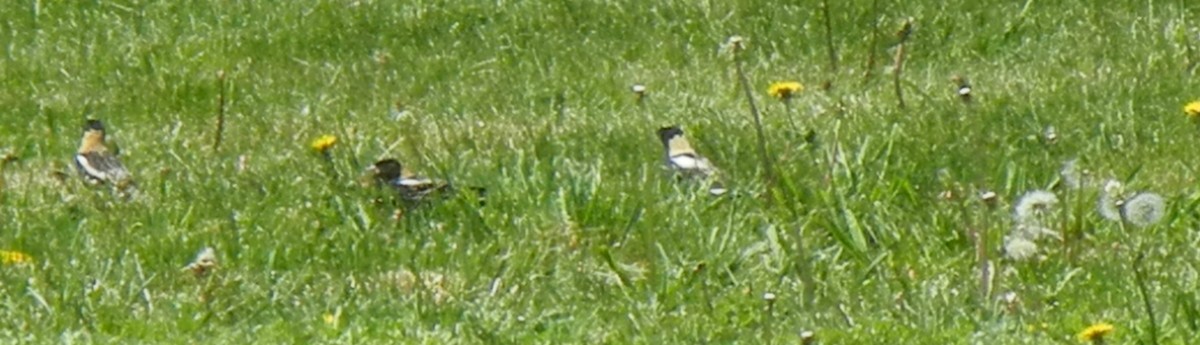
[213,70,227,152]
[1134,252,1160,345]
[783,98,801,134]
[821,0,838,81]
[732,51,777,192]
[892,42,907,109]
[861,0,881,85]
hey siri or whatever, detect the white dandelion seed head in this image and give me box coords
[1122,192,1165,227]
[1042,126,1058,145]
[1000,291,1019,304]
[1097,192,1123,221]
[1013,190,1058,224]
[1003,236,1039,261]
[722,35,746,53]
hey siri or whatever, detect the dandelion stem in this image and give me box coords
[555,91,567,125]
[763,299,775,345]
[892,21,911,109]
[974,226,991,304]
[892,38,907,109]
[320,151,338,181]
[732,48,778,192]
[795,225,816,308]
[821,0,838,73]
[861,0,882,86]
[783,98,802,134]
[213,70,227,152]
[1133,252,1161,345]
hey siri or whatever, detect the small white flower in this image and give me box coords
[630,84,646,94]
[1043,126,1058,143]
[1097,192,1123,221]
[762,292,777,302]
[1103,179,1124,196]
[1122,192,1165,227]
[1000,291,1019,304]
[800,331,816,345]
[980,190,997,202]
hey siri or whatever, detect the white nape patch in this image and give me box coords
[76,155,109,180]
[670,155,700,169]
[398,177,433,186]
[958,87,972,95]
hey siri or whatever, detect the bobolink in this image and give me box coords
[656,126,727,196]
[368,158,486,204]
[951,75,972,103]
[75,119,137,195]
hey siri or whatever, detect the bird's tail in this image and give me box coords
[115,178,140,200]
[447,184,487,206]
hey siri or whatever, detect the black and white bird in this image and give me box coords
[75,119,137,196]
[368,158,486,204]
[656,126,727,196]
[952,75,972,103]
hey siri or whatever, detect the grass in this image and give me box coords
[1,0,1199,343]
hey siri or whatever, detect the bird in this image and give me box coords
[951,75,972,103]
[367,158,486,205]
[656,125,727,196]
[75,119,137,196]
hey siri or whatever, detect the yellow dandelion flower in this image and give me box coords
[1077,322,1114,342]
[323,313,337,326]
[1185,101,1200,121]
[767,81,804,100]
[0,250,33,265]
[311,135,337,152]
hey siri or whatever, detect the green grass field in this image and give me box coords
[2,0,1200,343]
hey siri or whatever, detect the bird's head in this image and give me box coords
[657,125,684,144]
[369,158,404,182]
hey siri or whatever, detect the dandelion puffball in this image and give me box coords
[1121,192,1165,227]
[1013,190,1058,224]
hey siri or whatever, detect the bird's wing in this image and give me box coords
[669,153,718,178]
[389,177,450,201]
[76,152,131,183]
